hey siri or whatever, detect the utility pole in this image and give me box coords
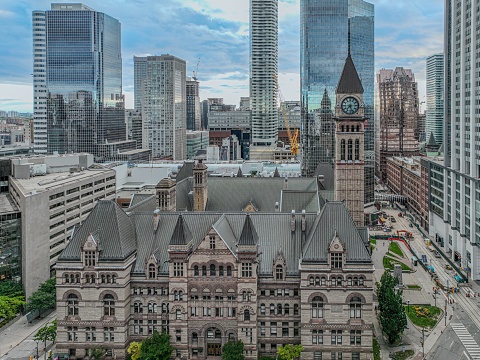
[444,299,447,326]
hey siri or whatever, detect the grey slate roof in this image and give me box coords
[280,191,319,213]
[176,161,195,183]
[59,200,372,277]
[130,193,155,208]
[59,200,137,261]
[336,55,364,94]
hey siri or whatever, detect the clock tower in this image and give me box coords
[334,55,366,226]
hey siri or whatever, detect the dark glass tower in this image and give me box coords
[33,3,125,155]
[301,0,374,204]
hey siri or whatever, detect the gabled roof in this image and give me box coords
[273,167,280,177]
[237,167,243,178]
[427,132,437,147]
[170,214,193,245]
[59,200,137,261]
[336,55,364,94]
[238,214,258,246]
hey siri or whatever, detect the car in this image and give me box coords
[409,223,413,228]
[383,228,392,233]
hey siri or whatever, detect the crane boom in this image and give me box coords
[274,74,299,157]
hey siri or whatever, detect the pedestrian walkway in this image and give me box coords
[450,323,480,360]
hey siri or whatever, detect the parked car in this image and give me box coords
[390,216,396,222]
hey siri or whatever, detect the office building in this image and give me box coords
[141,55,187,160]
[301,0,375,206]
[186,78,201,131]
[376,68,419,181]
[250,0,279,151]
[427,2,480,280]
[125,109,143,149]
[32,3,126,156]
[426,54,444,146]
[134,56,148,111]
[186,131,209,160]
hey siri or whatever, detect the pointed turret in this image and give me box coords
[273,167,280,177]
[237,167,243,178]
[170,214,193,245]
[321,88,331,111]
[238,214,258,246]
[336,55,364,94]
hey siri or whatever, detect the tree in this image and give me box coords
[377,271,407,344]
[27,278,56,314]
[34,319,57,343]
[139,331,173,360]
[128,341,142,360]
[277,344,304,360]
[222,340,244,360]
[0,280,23,297]
[86,346,105,360]
[0,295,25,320]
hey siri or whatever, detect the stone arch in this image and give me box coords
[170,304,185,312]
[239,305,255,314]
[346,292,366,303]
[98,289,119,301]
[238,287,254,295]
[200,322,226,336]
[307,292,328,303]
[62,289,82,301]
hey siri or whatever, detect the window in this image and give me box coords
[277,303,282,314]
[312,296,324,318]
[219,266,224,276]
[241,263,252,277]
[270,322,277,336]
[148,302,157,313]
[67,294,79,316]
[312,330,323,344]
[355,139,360,161]
[173,263,184,277]
[103,327,115,342]
[310,277,314,286]
[282,322,289,337]
[315,277,320,285]
[103,294,115,316]
[347,139,353,160]
[210,264,216,276]
[276,265,284,280]
[67,326,78,341]
[260,303,266,315]
[194,266,199,276]
[162,303,169,314]
[133,320,143,334]
[314,352,322,360]
[350,297,362,319]
[192,332,198,342]
[244,309,251,321]
[210,236,216,249]
[350,330,361,345]
[202,265,207,276]
[148,264,156,279]
[260,322,266,336]
[86,327,96,342]
[341,139,346,160]
[351,353,360,360]
[331,252,342,269]
[176,309,182,320]
[321,277,326,286]
[134,302,143,313]
[294,304,299,315]
[270,303,275,315]
[284,304,290,315]
[294,322,300,337]
[84,251,96,267]
[331,330,342,345]
[227,266,232,276]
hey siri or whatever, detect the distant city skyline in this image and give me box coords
[0,0,443,112]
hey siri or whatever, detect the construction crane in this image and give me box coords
[274,74,299,157]
[192,58,200,81]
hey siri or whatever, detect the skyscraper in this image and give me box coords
[300,0,374,204]
[32,3,126,155]
[426,54,444,145]
[249,0,278,153]
[376,68,419,181]
[186,78,201,131]
[141,55,186,160]
[427,1,480,280]
[134,56,148,111]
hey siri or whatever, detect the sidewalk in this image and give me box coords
[0,311,56,359]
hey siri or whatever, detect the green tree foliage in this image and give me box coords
[222,340,245,360]
[139,331,173,360]
[86,346,105,360]
[277,344,304,360]
[0,280,23,297]
[34,319,57,343]
[378,271,407,344]
[128,341,142,360]
[0,295,25,320]
[27,278,56,314]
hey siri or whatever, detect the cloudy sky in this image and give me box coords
[0,0,443,112]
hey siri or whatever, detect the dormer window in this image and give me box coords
[148,264,157,279]
[331,252,343,269]
[84,251,96,267]
[209,236,216,249]
[275,265,284,280]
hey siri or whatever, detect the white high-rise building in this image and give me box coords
[134,56,148,111]
[141,55,186,160]
[426,54,444,145]
[249,0,278,149]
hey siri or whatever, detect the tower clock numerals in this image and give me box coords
[341,97,359,115]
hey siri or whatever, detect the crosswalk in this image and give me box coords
[451,323,480,359]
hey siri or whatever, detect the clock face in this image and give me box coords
[341,97,359,115]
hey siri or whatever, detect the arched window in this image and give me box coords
[244,309,251,321]
[311,296,324,318]
[356,125,360,132]
[315,277,320,286]
[101,275,106,283]
[277,303,282,314]
[202,266,207,277]
[359,277,365,286]
[227,266,232,276]
[270,303,275,315]
[103,294,115,316]
[341,125,344,132]
[350,297,362,318]
[219,266,224,276]
[275,265,284,280]
[65,274,70,283]
[179,290,183,301]
[260,303,266,315]
[348,277,353,286]
[341,140,346,161]
[75,274,80,283]
[112,275,116,283]
[321,277,326,286]
[134,302,143,313]
[192,332,198,342]
[90,274,96,283]
[284,304,290,315]
[348,139,353,160]
[162,303,168,314]
[309,277,314,286]
[148,302,157,313]
[85,275,90,284]
[353,277,359,286]
[70,274,75,283]
[106,275,111,283]
[355,139,360,161]
[148,264,156,279]
[67,294,78,316]
[336,277,343,286]
[210,264,216,276]
[194,265,199,277]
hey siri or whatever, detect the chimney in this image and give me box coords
[291,210,295,232]
[275,202,279,212]
[153,209,161,231]
[284,177,288,190]
[301,209,306,232]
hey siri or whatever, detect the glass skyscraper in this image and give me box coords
[426,54,444,145]
[301,0,374,204]
[32,3,125,155]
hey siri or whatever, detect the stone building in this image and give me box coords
[55,198,374,360]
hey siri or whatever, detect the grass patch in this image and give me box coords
[405,305,442,329]
[383,256,412,271]
[370,238,377,245]
[391,349,414,360]
[372,337,381,360]
[389,241,405,258]
[371,245,376,251]
[406,284,421,289]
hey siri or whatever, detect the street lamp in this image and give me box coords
[35,339,40,360]
[444,299,447,326]
[407,300,410,315]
